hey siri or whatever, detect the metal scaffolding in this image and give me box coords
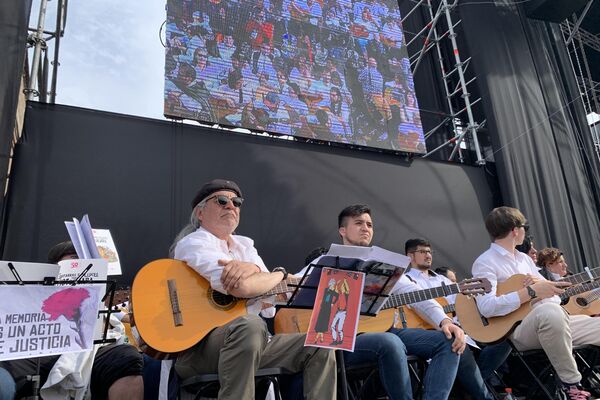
[26,0,487,163]
[560,12,600,160]
[26,0,68,103]
[403,0,487,164]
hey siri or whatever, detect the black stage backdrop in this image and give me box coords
[2,102,495,283]
[460,0,600,271]
[0,0,31,223]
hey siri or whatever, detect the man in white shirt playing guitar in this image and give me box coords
[472,206,600,400]
[172,179,336,400]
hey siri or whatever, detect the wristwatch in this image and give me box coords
[526,286,537,299]
[272,267,288,281]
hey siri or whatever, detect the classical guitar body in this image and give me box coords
[131,259,247,354]
[455,274,531,344]
[395,298,452,330]
[274,307,397,334]
[563,291,600,316]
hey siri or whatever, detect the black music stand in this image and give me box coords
[284,255,406,400]
[0,261,119,399]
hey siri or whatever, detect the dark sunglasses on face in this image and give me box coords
[207,194,244,208]
[516,224,529,232]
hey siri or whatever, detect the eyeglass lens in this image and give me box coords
[215,195,244,208]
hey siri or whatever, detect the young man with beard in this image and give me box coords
[335,204,465,399]
[405,238,510,399]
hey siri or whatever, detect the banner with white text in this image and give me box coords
[0,285,101,361]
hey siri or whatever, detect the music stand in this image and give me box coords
[0,261,120,399]
[284,254,406,400]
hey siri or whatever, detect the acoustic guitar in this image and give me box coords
[455,269,600,343]
[562,289,600,316]
[395,298,455,330]
[131,259,296,354]
[274,278,489,335]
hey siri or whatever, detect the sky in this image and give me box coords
[29,0,167,120]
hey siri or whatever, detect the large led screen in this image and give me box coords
[164,0,426,153]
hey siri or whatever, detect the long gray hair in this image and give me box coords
[169,202,204,257]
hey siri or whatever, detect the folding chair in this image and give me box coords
[573,345,600,396]
[179,367,287,400]
[507,341,561,400]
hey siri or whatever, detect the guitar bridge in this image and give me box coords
[167,279,183,327]
[398,306,408,329]
[475,298,489,326]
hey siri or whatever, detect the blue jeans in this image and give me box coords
[389,327,460,400]
[0,367,16,400]
[344,332,412,400]
[477,340,512,380]
[457,347,494,400]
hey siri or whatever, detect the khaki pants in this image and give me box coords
[510,302,600,384]
[175,315,337,400]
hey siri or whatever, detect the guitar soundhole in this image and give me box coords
[576,297,589,307]
[207,288,236,310]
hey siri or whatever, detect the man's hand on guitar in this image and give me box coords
[522,275,537,287]
[525,280,570,302]
[219,259,261,291]
[440,318,466,355]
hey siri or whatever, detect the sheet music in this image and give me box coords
[326,244,411,268]
[290,244,408,315]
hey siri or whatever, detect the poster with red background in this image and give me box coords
[305,267,364,351]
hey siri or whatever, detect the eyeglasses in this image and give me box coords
[516,224,530,232]
[411,249,433,255]
[206,194,244,208]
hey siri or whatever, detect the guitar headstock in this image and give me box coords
[458,278,492,296]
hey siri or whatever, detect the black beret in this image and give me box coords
[191,179,242,209]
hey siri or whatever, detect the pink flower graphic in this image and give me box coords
[42,288,91,347]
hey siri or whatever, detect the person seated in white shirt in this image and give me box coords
[472,206,600,400]
[333,204,466,399]
[405,238,508,399]
[171,179,336,400]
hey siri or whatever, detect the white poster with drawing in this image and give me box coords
[0,285,102,361]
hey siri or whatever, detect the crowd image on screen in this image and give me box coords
[164,0,426,153]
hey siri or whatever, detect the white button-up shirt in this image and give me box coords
[390,274,450,328]
[406,267,481,347]
[174,226,275,317]
[472,243,559,318]
[406,268,456,304]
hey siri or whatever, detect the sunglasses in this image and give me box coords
[516,224,530,232]
[206,194,244,208]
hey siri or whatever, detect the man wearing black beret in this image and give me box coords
[171,179,336,400]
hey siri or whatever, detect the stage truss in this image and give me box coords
[402,0,486,165]
[560,6,600,161]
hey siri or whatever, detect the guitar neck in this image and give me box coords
[382,283,460,310]
[263,276,300,296]
[560,267,600,285]
[561,279,600,300]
